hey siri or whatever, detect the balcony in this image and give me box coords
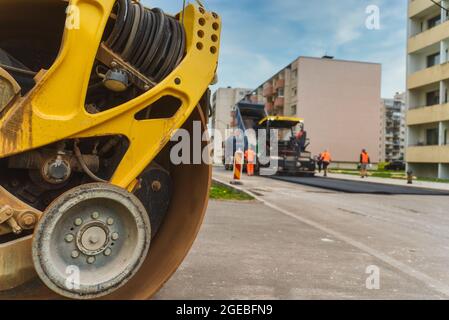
[409,0,435,18]
[274,97,284,108]
[263,84,274,97]
[407,103,449,125]
[274,78,285,90]
[407,62,449,89]
[406,145,449,163]
[408,20,449,54]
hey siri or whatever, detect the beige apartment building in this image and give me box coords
[407,0,449,179]
[252,56,382,167]
[211,87,252,137]
[211,87,251,163]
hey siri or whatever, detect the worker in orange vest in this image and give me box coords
[244,147,256,176]
[359,149,371,178]
[321,150,331,177]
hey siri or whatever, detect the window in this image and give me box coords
[428,15,441,29]
[445,129,448,145]
[277,88,284,97]
[427,52,440,68]
[291,69,297,80]
[291,105,297,115]
[426,90,440,106]
[426,128,438,146]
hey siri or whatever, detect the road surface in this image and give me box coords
[155,168,449,299]
[272,175,449,195]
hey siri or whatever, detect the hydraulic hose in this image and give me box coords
[105,0,186,83]
[74,141,108,183]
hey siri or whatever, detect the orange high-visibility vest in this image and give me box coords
[361,152,370,164]
[245,149,256,163]
[322,152,331,162]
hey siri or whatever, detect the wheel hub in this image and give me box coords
[32,183,151,299]
[76,221,110,256]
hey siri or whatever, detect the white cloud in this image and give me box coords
[142,0,407,97]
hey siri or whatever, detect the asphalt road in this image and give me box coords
[156,200,444,299]
[272,175,449,196]
[155,167,449,299]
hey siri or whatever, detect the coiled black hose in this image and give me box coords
[105,0,186,83]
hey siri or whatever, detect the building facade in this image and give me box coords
[380,93,406,163]
[406,0,449,179]
[211,87,251,163]
[251,56,382,167]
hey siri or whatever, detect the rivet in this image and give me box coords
[74,218,83,226]
[91,212,99,219]
[111,233,119,241]
[104,248,112,256]
[71,250,80,259]
[65,234,74,243]
[107,218,114,225]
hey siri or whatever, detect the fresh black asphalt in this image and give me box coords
[271,176,449,196]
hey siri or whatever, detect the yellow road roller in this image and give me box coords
[0,0,220,299]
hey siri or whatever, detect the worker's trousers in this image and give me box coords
[247,163,254,176]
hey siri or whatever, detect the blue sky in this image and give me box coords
[145,0,408,98]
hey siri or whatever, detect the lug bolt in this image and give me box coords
[104,248,112,256]
[71,250,80,259]
[74,218,83,226]
[91,212,100,219]
[111,233,119,241]
[107,218,114,225]
[87,256,96,264]
[65,234,74,243]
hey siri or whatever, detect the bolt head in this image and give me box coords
[151,180,162,192]
[74,218,83,226]
[107,218,114,225]
[21,214,36,228]
[91,212,100,219]
[104,248,112,256]
[65,234,74,243]
[87,256,96,264]
[71,250,80,259]
[111,233,119,241]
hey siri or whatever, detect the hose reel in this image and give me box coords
[97,0,186,92]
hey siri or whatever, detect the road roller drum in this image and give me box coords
[0,0,220,299]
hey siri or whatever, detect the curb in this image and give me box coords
[325,174,449,192]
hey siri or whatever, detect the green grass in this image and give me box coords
[416,177,449,183]
[210,182,254,201]
[330,169,406,179]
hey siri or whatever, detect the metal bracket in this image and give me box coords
[96,43,156,92]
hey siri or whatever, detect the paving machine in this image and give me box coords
[0,0,220,299]
[256,116,316,176]
[224,101,315,176]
